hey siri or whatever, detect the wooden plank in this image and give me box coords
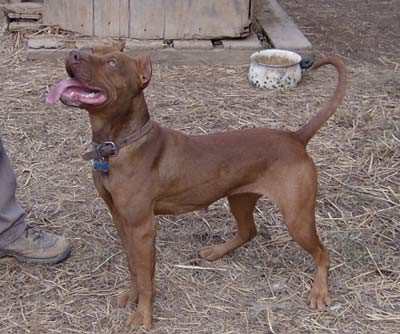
[8,21,43,31]
[2,2,43,15]
[94,0,129,37]
[164,0,251,39]
[27,37,64,49]
[0,8,6,35]
[43,0,93,36]
[43,0,252,39]
[129,0,164,39]
[8,13,41,20]
[130,0,251,40]
[258,0,311,50]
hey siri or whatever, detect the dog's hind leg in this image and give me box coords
[273,161,331,310]
[199,193,260,261]
[284,203,330,310]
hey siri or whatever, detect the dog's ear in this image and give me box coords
[112,40,125,52]
[135,55,152,89]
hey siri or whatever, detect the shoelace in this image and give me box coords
[25,227,44,242]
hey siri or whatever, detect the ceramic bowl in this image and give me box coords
[248,49,313,89]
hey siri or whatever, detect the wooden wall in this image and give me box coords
[44,0,252,39]
[44,0,93,36]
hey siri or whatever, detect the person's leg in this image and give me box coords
[0,138,71,264]
[0,138,26,248]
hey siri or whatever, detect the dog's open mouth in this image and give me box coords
[46,79,107,107]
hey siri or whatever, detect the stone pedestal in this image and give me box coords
[0,7,7,35]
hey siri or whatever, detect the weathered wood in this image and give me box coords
[129,0,164,39]
[129,0,251,39]
[27,37,64,49]
[8,21,43,31]
[43,0,93,36]
[257,0,311,50]
[94,0,129,37]
[164,0,251,39]
[8,13,41,20]
[1,2,43,15]
[44,0,252,39]
[0,6,7,35]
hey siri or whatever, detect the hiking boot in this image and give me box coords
[0,226,71,264]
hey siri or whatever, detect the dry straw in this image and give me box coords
[0,32,399,333]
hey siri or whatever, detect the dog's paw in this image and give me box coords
[127,310,152,330]
[309,286,331,311]
[117,292,130,308]
[199,245,225,261]
[117,289,138,308]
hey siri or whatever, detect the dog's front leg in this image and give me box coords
[112,212,138,308]
[122,213,156,330]
[94,181,138,307]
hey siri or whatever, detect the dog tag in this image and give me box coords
[91,159,110,173]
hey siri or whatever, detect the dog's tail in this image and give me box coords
[295,56,347,146]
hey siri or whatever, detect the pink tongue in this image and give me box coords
[46,79,83,105]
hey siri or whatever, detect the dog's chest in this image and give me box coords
[92,170,114,195]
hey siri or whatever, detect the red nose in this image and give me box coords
[69,50,81,64]
[68,49,92,65]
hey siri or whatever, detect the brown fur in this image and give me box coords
[62,49,346,329]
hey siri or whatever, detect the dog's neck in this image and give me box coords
[89,92,150,144]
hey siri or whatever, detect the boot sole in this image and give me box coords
[0,246,72,265]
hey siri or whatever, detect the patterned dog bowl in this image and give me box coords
[248,49,313,89]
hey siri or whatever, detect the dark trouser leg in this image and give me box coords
[0,138,26,249]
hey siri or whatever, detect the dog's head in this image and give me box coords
[47,45,152,112]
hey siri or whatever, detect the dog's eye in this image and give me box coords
[107,59,118,68]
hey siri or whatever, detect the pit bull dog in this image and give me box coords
[47,48,346,329]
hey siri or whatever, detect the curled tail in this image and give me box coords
[295,56,347,145]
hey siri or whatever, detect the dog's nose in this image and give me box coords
[69,50,81,64]
[68,49,92,65]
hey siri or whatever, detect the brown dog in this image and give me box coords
[47,48,346,329]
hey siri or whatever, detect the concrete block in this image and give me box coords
[27,37,64,49]
[75,38,124,50]
[125,39,165,50]
[27,48,70,61]
[222,33,261,49]
[173,40,213,50]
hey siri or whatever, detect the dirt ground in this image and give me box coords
[0,1,399,333]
